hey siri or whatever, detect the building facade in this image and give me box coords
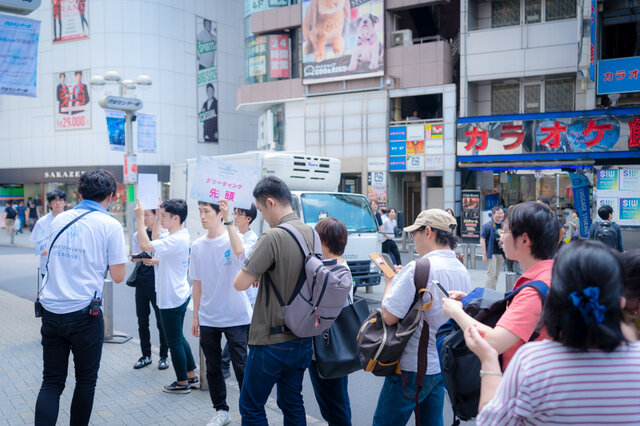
[457,0,640,248]
[237,0,460,225]
[0,0,258,227]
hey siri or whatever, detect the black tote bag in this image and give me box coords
[313,297,370,380]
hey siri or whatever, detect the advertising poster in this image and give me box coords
[0,13,40,98]
[569,173,592,237]
[197,16,218,143]
[245,0,291,16]
[301,0,384,84]
[367,171,387,207]
[620,168,640,191]
[406,140,424,155]
[246,35,267,83]
[137,113,157,153]
[595,167,640,226]
[461,190,481,240]
[52,0,89,43]
[54,69,91,130]
[407,124,425,141]
[620,198,640,221]
[269,34,290,79]
[190,156,261,210]
[106,110,125,151]
[597,169,618,190]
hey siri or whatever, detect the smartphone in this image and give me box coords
[432,280,449,298]
[131,252,152,260]
[369,252,397,279]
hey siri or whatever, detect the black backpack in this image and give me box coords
[5,206,16,219]
[436,281,548,422]
[594,221,618,250]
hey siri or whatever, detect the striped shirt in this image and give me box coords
[477,340,640,425]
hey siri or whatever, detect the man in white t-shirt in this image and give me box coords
[135,198,197,394]
[30,189,66,277]
[373,209,471,426]
[35,170,127,426]
[191,199,252,426]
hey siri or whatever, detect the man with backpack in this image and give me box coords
[233,176,316,424]
[373,209,471,426]
[442,201,558,370]
[589,205,624,252]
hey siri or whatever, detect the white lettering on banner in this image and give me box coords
[303,63,348,77]
[44,170,84,179]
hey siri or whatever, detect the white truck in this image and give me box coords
[170,151,382,290]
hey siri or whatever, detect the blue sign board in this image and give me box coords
[389,141,406,156]
[597,57,640,95]
[389,126,407,142]
[590,0,595,81]
[389,157,406,171]
[0,13,40,97]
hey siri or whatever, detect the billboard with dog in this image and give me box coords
[301,0,384,84]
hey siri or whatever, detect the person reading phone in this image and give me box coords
[373,209,471,426]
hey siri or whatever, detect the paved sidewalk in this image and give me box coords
[0,288,325,425]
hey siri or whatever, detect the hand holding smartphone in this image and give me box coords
[432,280,450,298]
[369,252,397,279]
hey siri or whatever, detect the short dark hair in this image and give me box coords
[434,228,458,250]
[161,199,188,224]
[543,241,627,352]
[236,203,257,224]
[150,209,156,215]
[59,72,65,78]
[198,201,220,214]
[78,170,117,202]
[622,249,640,302]
[206,83,214,93]
[75,71,82,77]
[253,176,292,207]
[47,190,66,203]
[598,205,613,220]
[315,217,348,256]
[537,197,551,206]
[504,201,558,260]
[491,205,503,214]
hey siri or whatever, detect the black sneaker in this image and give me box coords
[134,356,151,369]
[158,357,169,370]
[187,375,200,389]
[162,381,191,394]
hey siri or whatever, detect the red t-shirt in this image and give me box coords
[496,259,553,369]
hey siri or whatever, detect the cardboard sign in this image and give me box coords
[190,156,260,210]
[138,174,159,210]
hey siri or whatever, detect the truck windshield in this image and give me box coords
[300,193,378,233]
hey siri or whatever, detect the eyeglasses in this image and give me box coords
[233,211,246,217]
[409,228,425,239]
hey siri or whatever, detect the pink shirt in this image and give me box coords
[496,259,553,369]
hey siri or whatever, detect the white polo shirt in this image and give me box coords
[30,212,55,274]
[40,207,127,314]
[382,249,471,374]
[240,228,259,305]
[151,228,191,309]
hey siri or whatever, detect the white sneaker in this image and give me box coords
[206,410,231,426]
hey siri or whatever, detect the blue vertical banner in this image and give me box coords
[569,173,592,238]
[0,13,40,97]
[137,113,157,153]
[106,110,126,152]
[590,0,596,81]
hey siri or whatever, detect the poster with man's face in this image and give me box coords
[301,0,384,84]
[54,69,91,130]
[197,16,218,143]
[52,0,89,43]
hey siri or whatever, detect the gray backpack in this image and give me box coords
[266,223,353,338]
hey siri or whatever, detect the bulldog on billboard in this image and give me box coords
[302,0,384,84]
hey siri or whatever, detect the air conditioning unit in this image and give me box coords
[391,29,413,47]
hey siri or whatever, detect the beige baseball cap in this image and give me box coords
[403,209,457,234]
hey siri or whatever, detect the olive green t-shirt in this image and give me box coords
[242,213,315,345]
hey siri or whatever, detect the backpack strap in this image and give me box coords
[504,280,548,303]
[411,257,432,426]
[278,223,322,256]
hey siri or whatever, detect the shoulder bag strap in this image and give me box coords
[38,210,93,300]
[412,256,432,425]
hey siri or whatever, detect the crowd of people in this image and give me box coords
[27,169,640,425]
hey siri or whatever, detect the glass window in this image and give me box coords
[492,1,520,28]
[545,78,575,112]
[491,84,520,115]
[524,84,541,113]
[525,0,541,23]
[545,0,576,21]
[300,193,378,232]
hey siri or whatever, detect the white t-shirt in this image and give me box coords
[382,249,471,374]
[40,209,127,314]
[151,228,191,309]
[30,212,55,274]
[190,232,252,327]
[381,216,396,238]
[240,228,259,305]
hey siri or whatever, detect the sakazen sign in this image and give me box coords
[457,108,640,159]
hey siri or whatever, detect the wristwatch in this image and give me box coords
[223,220,233,226]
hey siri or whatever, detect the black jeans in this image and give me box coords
[200,324,250,412]
[135,284,168,358]
[35,307,104,426]
[158,297,196,382]
[382,239,401,266]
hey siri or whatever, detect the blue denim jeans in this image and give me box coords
[372,372,445,426]
[158,297,196,382]
[308,360,351,426]
[35,307,104,426]
[239,338,313,425]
